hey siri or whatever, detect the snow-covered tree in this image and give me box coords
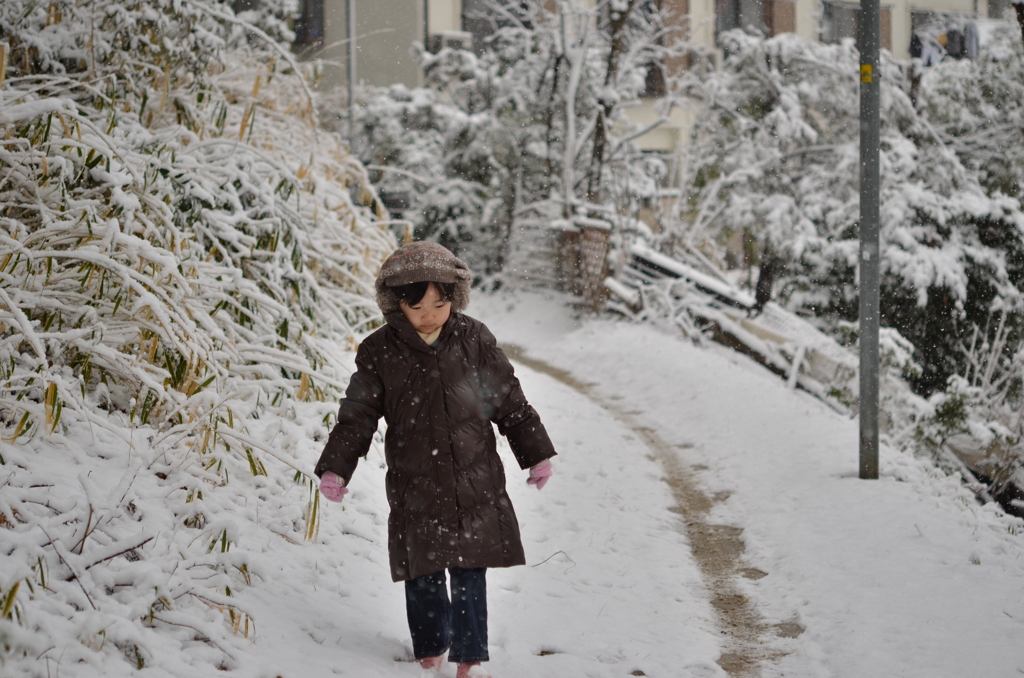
[343,0,686,282]
[916,22,1024,207]
[670,31,1024,397]
[901,22,1024,500]
[0,0,392,671]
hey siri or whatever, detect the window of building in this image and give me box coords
[426,31,474,54]
[820,1,891,52]
[718,0,767,36]
[987,0,1014,20]
[641,0,668,98]
[462,0,532,56]
[909,10,978,63]
[293,0,325,48]
[641,0,698,97]
[642,63,668,98]
[717,0,797,42]
[820,1,857,44]
[462,0,494,56]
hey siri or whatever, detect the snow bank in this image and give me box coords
[1,0,394,673]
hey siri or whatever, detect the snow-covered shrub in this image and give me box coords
[0,0,393,672]
[673,31,1024,397]
[869,327,927,436]
[341,84,500,273]
[914,311,1024,502]
[916,376,995,447]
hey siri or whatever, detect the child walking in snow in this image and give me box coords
[314,241,557,678]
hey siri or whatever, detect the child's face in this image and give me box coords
[399,283,452,335]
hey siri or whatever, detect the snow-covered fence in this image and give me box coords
[607,242,859,402]
[608,243,1024,515]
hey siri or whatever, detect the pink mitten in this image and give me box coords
[319,471,349,502]
[527,460,553,490]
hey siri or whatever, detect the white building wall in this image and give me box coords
[319,0,425,91]
[690,0,720,50]
[429,0,463,33]
[795,0,818,39]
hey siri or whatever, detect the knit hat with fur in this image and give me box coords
[375,241,471,314]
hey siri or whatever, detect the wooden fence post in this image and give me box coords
[551,219,581,294]
[576,217,612,311]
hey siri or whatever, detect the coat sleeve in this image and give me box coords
[478,323,557,470]
[314,342,384,484]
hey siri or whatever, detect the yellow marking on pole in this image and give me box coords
[861,64,873,83]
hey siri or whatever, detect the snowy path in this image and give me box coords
[475,292,1024,678]
[236,333,728,678]
[231,291,1024,678]
[502,345,779,677]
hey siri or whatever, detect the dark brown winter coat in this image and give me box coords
[314,310,557,582]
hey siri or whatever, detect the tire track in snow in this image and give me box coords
[504,345,796,677]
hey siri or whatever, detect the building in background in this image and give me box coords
[292,0,426,89]
[292,0,1004,154]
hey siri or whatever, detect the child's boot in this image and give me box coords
[455,663,491,678]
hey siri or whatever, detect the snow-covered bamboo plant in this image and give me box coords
[0,0,394,671]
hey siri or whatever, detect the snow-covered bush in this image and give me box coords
[342,84,501,274]
[914,313,1024,503]
[0,0,393,672]
[672,31,1024,397]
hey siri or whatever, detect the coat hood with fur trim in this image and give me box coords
[374,241,471,314]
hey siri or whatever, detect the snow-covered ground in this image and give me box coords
[9,290,1024,677]
[473,291,1024,678]
[230,291,728,678]
[233,289,1024,678]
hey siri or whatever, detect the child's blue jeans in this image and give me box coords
[404,567,488,663]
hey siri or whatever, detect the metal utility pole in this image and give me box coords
[346,0,357,145]
[859,0,881,479]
